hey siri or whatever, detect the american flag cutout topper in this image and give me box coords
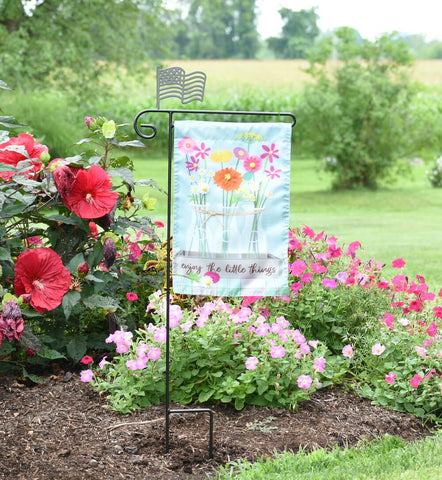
[156,67,206,108]
[173,120,292,297]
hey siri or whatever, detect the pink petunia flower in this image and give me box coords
[126,292,139,302]
[245,356,259,370]
[322,278,337,289]
[385,372,397,384]
[410,373,423,388]
[297,374,313,389]
[342,344,354,359]
[148,347,162,361]
[80,369,94,382]
[426,321,438,337]
[392,258,406,268]
[80,355,93,365]
[270,345,285,358]
[371,343,386,356]
[290,260,307,276]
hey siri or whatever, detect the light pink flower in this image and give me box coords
[371,343,386,356]
[322,278,337,289]
[154,326,167,343]
[270,345,285,358]
[342,344,354,359]
[297,374,313,389]
[245,356,259,370]
[148,347,162,360]
[80,369,94,382]
[169,304,183,327]
[99,356,109,370]
[313,357,326,373]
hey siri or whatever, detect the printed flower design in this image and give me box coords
[194,142,211,160]
[55,164,119,219]
[261,143,279,163]
[0,133,47,181]
[14,247,72,313]
[214,167,242,191]
[178,137,196,154]
[233,147,249,160]
[265,165,282,179]
[210,150,233,163]
[185,156,199,172]
[243,156,262,173]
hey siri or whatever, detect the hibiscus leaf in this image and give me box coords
[66,337,87,362]
[83,294,120,311]
[22,368,46,384]
[0,80,10,90]
[0,247,12,262]
[113,140,145,148]
[37,346,66,360]
[62,291,81,320]
[108,167,134,188]
[76,137,93,145]
[66,253,86,274]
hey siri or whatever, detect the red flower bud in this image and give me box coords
[103,237,116,269]
[84,116,95,128]
[77,262,90,275]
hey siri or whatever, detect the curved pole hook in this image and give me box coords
[133,110,158,140]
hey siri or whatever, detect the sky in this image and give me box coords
[257,0,442,41]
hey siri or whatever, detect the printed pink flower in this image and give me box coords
[126,292,139,302]
[261,143,279,163]
[194,142,211,160]
[410,373,423,388]
[80,355,93,365]
[371,343,386,356]
[392,258,406,268]
[270,345,285,358]
[245,356,259,370]
[233,147,248,160]
[80,370,94,382]
[185,156,199,172]
[204,271,220,284]
[0,133,47,181]
[14,247,71,313]
[243,155,262,173]
[264,165,282,179]
[385,372,396,384]
[297,374,313,389]
[342,344,354,359]
[178,137,196,154]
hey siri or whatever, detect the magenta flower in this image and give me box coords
[290,260,307,276]
[392,258,406,268]
[322,278,337,289]
[245,356,259,370]
[194,142,211,159]
[243,155,262,173]
[270,345,285,358]
[426,321,438,337]
[126,292,139,302]
[261,143,279,163]
[297,374,313,389]
[80,370,94,382]
[178,137,196,154]
[185,156,199,172]
[233,147,248,160]
[80,355,93,365]
[290,282,303,292]
[410,373,423,388]
[265,165,282,179]
[385,372,397,384]
[310,262,327,274]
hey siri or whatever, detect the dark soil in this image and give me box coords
[0,373,434,480]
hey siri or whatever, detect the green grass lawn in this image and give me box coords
[132,152,442,291]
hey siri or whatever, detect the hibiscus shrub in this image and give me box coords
[0,92,163,376]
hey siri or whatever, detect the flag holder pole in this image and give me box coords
[134,66,296,459]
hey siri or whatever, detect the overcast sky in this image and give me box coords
[257,0,442,41]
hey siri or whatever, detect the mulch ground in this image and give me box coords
[0,373,434,480]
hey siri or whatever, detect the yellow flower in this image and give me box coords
[210,150,232,163]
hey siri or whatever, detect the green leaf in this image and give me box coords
[142,193,157,210]
[0,247,12,262]
[0,341,16,356]
[234,397,245,410]
[83,294,119,311]
[66,337,87,362]
[115,140,145,148]
[38,346,66,360]
[108,167,134,188]
[87,241,104,268]
[22,368,47,384]
[62,291,81,320]
[67,253,86,274]
[198,389,216,403]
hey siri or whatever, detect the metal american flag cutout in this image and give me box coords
[156,66,206,109]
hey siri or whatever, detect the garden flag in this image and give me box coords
[173,120,292,296]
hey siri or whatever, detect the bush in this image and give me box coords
[427,155,442,187]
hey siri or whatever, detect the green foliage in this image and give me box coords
[302,29,417,189]
[427,156,442,187]
[267,8,320,59]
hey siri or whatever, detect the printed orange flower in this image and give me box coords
[214,167,242,191]
[56,164,119,219]
[0,133,47,181]
[14,247,72,313]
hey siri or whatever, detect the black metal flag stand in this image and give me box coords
[134,66,296,458]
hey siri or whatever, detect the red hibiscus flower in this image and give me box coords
[55,164,119,219]
[0,133,47,181]
[14,248,72,313]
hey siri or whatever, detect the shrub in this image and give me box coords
[427,155,442,187]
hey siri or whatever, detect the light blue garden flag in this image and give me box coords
[173,120,292,296]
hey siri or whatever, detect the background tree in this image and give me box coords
[267,7,319,59]
[0,0,171,92]
[300,27,417,189]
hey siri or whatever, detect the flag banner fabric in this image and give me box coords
[172,120,292,297]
